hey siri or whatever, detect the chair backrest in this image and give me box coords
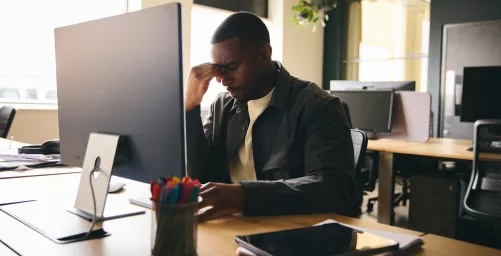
[351,129,368,183]
[464,119,501,222]
[0,106,16,138]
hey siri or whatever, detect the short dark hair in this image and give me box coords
[210,12,270,51]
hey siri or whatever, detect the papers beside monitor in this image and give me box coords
[0,154,61,171]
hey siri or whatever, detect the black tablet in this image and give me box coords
[235,223,399,256]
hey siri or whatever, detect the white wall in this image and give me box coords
[275,0,324,85]
[141,0,324,86]
[142,0,193,84]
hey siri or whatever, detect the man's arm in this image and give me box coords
[184,63,223,182]
[240,97,358,217]
[186,105,213,182]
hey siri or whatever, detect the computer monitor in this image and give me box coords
[460,66,501,122]
[55,3,185,183]
[330,81,415,91]
[330,90,395,133]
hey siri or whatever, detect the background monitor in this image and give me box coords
[55,3,185,183]
[330,80,415,91]
[460,66,501,123]
[331,90,395,132]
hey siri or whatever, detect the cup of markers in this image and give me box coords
[150,176,201,256]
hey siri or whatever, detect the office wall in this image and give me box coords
[428,0,501,136]
[141,0,324,86]
[142,0,193,84]
[8,109,59,144]
[278,0,324,86]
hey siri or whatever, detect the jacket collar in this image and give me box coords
[230,61,292,112]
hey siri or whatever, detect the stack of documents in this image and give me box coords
[0,154,61,170]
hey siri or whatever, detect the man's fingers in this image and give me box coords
[199,196,215,209]
[197,207,217,223]
[200,182,216,191]
[200,186,217,199]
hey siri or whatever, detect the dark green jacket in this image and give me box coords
[186,62,359,217]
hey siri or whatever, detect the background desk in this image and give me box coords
[367,138,501,225]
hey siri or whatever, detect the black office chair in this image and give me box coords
[351,129,368,185]
[341,102,379,211]
[0,106,16,138]
[342,100,410,213]
[464,119,501,223]
[351,129,368,216]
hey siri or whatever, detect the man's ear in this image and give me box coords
[259,43,272,61]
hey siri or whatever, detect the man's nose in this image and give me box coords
[217,75,233,86]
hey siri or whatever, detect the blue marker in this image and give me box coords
[159,186,169,203]
[167,185,180,204]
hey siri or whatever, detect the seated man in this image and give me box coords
[186,12,358,221]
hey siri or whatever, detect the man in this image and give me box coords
[185,12,357,222]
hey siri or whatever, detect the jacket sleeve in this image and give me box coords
[239,97,358,217]
[185,105,214,183]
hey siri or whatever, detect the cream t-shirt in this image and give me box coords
[229,88,275,183]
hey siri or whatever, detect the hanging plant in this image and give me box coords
[291,0,338,32]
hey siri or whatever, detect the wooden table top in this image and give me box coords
[367,138,501,161]
[0,241,17,256]
[0,173,422,256]
[0,172,498,255]
[417,234,501,256]
[0,166,81,180]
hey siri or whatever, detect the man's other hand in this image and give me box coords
[198,182,244,222]
[185,62,221,111]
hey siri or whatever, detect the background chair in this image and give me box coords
[464,119,501,222]
[0,106,16,138]
[341,100,411,213]
[351,129,368,216]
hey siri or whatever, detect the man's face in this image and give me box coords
[211,37,265,102]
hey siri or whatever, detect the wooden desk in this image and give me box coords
[368,138,501,161]
[1,171,499,255]
[0,172,423,255]
[417,234,501,256]
[0,241,18,256]
[367,138,501,225]
[0,166,81,179]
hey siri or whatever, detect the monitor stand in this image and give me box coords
[68,133,144,221]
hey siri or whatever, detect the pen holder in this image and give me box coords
[151,201,198,256]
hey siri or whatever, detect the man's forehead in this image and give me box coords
[211,37,243,64]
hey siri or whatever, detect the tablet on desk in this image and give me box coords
[235,223,399,256]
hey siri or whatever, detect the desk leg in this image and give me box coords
[377,152,395,225]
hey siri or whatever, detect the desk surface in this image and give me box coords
[0,173,423,256]
[367,138,501,161]
[0,166,81,179]
[418,234,501,256]
[0,241,17,256]
[1,172,499,255]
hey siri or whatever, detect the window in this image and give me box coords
[344,0,430,92]
[0,0,127,105]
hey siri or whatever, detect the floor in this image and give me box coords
[360,182,411,229]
